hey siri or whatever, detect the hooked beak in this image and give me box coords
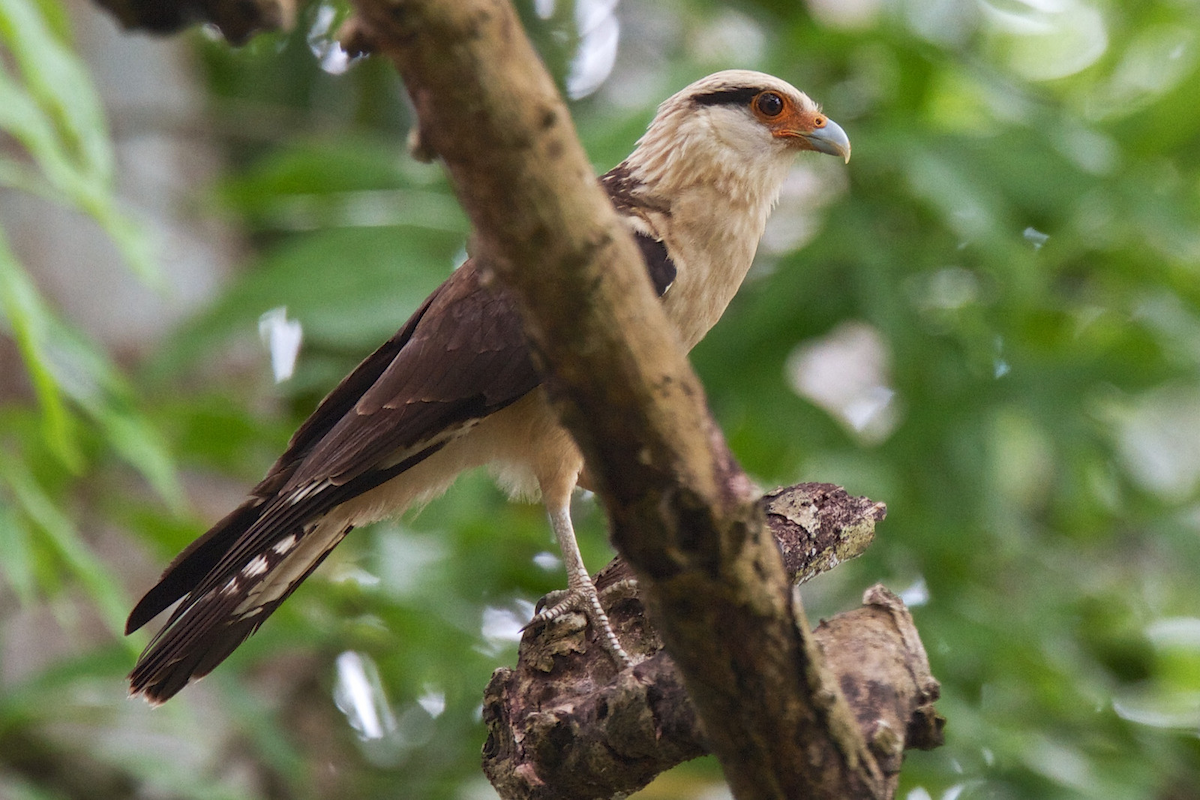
[800,118,851,163]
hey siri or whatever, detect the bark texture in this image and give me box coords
[483,484,943,800]
[345,1,924,797]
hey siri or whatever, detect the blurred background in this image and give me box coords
[2,0,1200,797]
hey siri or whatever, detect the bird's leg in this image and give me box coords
[529,505,632,669]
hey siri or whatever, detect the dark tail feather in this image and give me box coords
[129,615,263,703]
[127,515,351,704]
[127,454,405,703]
[126,500,266,635]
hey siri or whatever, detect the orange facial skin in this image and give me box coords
[753,90,851,162]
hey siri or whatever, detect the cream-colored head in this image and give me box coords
[626,70,850,207]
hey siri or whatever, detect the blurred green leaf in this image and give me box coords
[0,0,155,282]
[158,225,457,377]
[0,499,37,606]
[0,233,185,508]
[42,317,185,511]
[0,229,80,469]
[0,775,66,800]
[0,452,132,639]
[0,0,111,181]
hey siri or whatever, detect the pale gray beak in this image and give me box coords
[802,118,851,163]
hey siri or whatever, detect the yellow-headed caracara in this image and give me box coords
[126,70,851,703]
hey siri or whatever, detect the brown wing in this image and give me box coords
[125,259,544,701]
[286,259,538,487]
[126,259,539,635]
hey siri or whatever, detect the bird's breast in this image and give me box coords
[658,196,770,350]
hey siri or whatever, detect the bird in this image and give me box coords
[125,69,851,703]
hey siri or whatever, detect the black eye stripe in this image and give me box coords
[692,87,761,107]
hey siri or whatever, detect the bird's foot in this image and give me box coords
[528,578,633,670]
[534,577,637,614]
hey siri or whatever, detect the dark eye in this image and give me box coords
[755,92,784,117]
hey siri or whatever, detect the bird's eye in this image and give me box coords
[755,92,784,117]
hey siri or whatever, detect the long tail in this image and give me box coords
[126,495,351,704]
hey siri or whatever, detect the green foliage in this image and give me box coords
[3,0,1200,798]
[0,0,180,629]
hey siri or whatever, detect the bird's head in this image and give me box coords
[627,70,850,205]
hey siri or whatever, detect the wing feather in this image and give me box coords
[126,262,533,637]
[127,175,679,702]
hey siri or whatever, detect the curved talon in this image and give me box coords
[527,593,582,626]
[528,583,633,669]
[532,588,569,617]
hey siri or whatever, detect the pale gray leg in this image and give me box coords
[529,505,632,668]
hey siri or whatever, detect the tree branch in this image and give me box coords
[91,0,292,43]
[483,483,944,799]
[345,2,933,797]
